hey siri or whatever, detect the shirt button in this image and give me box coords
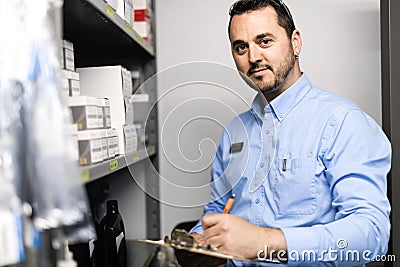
[260,163,265,168]
[255,198,260,204]
[265,130,270,134]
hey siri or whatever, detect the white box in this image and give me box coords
[133,0,150,10]
[102,138,109,160]
[97,106,104,128]
[77,129,107,165]
[123,125,137,153]
[77,66,132,154]
[61,77,69,96]
[68,124,80,162]
[100,98,112,128]
[124,0,134,27]
[69,79,80,96]
[107,129,116,158]
[121,67,133,96]
[133,20,151,41]
[124,97,134,125]
[68,96,102,130]
[105,0,118,10]
[63,48,75,71]
[62,40,74,51]
[61,69,80,81]
[116,0,125,20]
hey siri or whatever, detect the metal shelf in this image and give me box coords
[81,145,156,183]
[63,0,154,67]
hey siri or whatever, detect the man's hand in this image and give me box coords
[191,232,207,247]
[202,214,287,259]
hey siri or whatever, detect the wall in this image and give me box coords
[155,0,381,237]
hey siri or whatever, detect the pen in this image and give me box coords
[222,194,235,214]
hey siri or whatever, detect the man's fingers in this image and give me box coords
[201,214,220,229]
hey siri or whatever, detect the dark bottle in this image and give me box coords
[95,200,127,267]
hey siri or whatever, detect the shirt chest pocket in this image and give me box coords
[269,158,317,216]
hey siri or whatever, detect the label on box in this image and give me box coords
[86,106,100,129]
[123,125,137,153]
[69,79,80,96]
[97,107,104,128]
[102,138,108,160]
[90,139,103,163]
[121,67,133,96]
[64,48,75,71]
[124,0,134,26]
[134,9,148,21]
[113,136,120,155]
[104,107,111,128]
[62,40,74,51]
[107,137,115,158]
[124,97,134,125]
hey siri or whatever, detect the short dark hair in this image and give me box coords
[228,0,296,40]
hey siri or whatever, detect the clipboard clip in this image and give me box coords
[165,229,198,248]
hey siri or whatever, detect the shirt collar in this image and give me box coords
[250,74,312,123]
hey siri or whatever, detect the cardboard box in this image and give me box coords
[63,48,75,71]
[68,96,103,130]
[77,66,133,154]
[69,79,80,96]
[133,20,151,41]
[133,0,150,10]
[77,129,107,165]
[123,125,137,153]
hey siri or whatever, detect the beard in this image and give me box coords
[244,48,296,94]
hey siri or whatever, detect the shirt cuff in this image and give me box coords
[280,227,320,264]
[189,220,204,235]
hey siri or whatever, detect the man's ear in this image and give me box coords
[291,29,302,57]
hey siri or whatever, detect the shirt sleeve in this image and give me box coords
[190,130,232,235]
[281,110,391,266]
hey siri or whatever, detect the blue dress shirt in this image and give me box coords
[191,74,391,266]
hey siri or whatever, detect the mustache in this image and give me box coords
[247,64,273,76]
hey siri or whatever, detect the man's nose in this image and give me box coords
[248,44,263,64]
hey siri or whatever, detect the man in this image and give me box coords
[188,0,391,266]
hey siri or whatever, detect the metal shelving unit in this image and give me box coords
[63,0,154,68]
[81,145,156,183]
[63,0,160,241]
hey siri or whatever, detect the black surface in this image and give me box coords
[63,0,153,68]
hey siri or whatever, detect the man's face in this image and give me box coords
[229,6,296,95]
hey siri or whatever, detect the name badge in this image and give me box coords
[230,142,243,153]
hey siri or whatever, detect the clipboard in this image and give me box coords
[137,229,283,264]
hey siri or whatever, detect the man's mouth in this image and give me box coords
[249,67,270,76]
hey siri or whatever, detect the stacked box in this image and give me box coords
[77,129,108,165]
[133,0,152,41]
[100,98,112,128]
[68,96,103,130]
[77,66,135,154]
[62,40,75,71]
[123,125,137,153]
[117,0,134,27]
[60,40,81,97]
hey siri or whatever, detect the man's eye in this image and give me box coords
[260,39,271,47]
[235,45,247,55]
